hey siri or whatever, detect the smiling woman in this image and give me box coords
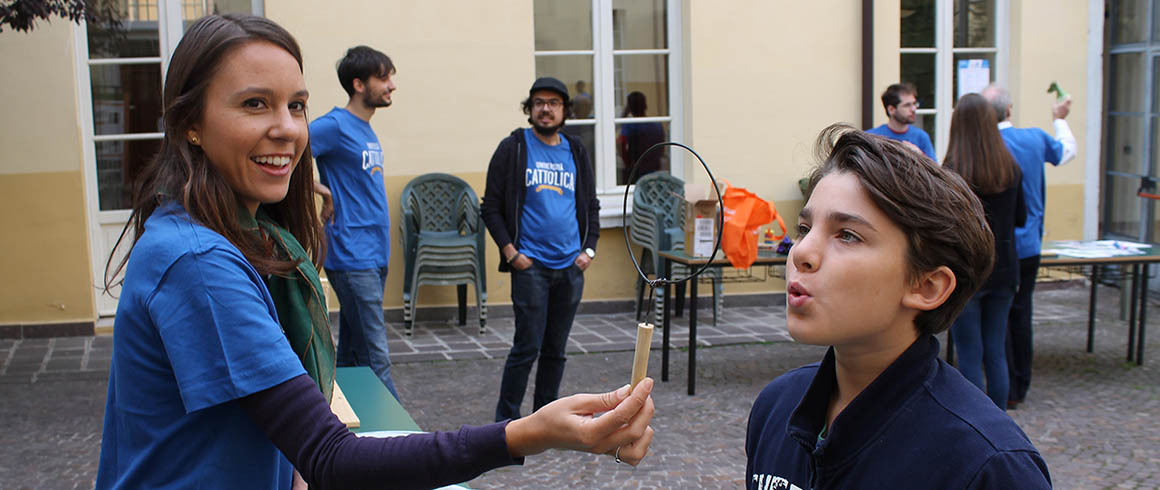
[96,14,654,490]
[192,40,310,215]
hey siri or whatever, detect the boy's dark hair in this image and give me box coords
[880,82,917,117]
[806,124,994,335]
[337,46,395,97]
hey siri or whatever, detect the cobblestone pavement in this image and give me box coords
[380,300,792,365]
[1,282,1157,489]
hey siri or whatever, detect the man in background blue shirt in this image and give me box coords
[310,46,400,400]
[481,77,601,422]
[866,82,937,161]
[982,83,1075,410]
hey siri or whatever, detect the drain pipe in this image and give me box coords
[862,0,874,129]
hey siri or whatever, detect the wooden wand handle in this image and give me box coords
[631,322,654,389]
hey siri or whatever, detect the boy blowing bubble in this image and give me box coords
[745,124,1050,489]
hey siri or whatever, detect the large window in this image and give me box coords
[84,0,258,211]
[533,0,683,200]
[78,0,262,315]
[1103,0,1160,243]
[900,0,1007,159]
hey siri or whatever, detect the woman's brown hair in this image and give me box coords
[105,14,324,291]
[943,93,1019,195]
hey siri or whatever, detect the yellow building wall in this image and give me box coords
[268,0,533,178]
[1009,0,1090,239]
[683,2,874,297]
[0,2,1101,325]
[0,21,96,325]
[281,1,911,308]
[269,0,547,309]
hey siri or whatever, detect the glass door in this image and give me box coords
[80,0,261,316]
[1103,0,1158,244]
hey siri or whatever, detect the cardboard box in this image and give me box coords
[683,183,724,258]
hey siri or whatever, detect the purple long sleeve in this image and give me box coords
[240,374,523,489]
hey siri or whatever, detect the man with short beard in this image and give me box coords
[482,77,600,422]
[866,82,937,161]
[309,46,401,400]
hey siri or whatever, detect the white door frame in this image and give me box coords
[76,0,231,316]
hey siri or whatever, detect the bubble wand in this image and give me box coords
[622,142,724,389]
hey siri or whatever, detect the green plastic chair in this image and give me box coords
[629,172,723,326]
[400,173,487,336]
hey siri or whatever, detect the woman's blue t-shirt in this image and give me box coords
[96,203,306,489]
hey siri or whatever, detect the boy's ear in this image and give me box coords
[902,265,956,312]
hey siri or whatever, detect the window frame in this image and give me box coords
[533,0,684,227]
[75,0,265,316]
[900,0,1009,160]
[1102,0,1160,243]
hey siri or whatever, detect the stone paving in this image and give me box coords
[0,282,1157,489]
[383,301,792,365]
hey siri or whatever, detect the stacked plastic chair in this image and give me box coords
[629,172,723,326]
[400,173,487,336]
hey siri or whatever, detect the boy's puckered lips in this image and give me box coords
[787,281,811,308]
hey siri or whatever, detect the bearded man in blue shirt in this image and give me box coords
[482,77,601,422]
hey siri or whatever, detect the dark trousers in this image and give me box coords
[1007,255,1040,402]
[495,260,584,421]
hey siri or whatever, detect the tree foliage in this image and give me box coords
[1,0,121,34]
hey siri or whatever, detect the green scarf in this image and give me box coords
[240,207,336,402]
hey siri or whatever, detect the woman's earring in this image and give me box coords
[188,132,200,145]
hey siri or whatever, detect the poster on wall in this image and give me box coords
[957,59,990,99]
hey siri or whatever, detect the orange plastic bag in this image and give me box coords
[722,182,785,269]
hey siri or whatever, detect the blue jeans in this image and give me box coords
[951,285,1016,408]
[495,260,584,421]
[326,267,400,402]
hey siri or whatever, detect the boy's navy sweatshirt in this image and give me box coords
[746,334,1051,490]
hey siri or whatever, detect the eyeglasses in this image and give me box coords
[533,98,564,109]
[899,100,920,109]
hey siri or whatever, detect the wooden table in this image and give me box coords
[656,250,787,395]
[335,366,421,432]
[1039,241,1160,365]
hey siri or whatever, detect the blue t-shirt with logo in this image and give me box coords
[519,128,580,269]
[96,203,306,489]
[310,107,390,271]
[866,124,937,161]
